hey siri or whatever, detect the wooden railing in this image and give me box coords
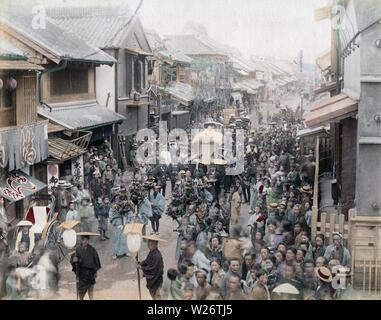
[48,130,91,161]
[71,131,92,149]
[314,210,354,244]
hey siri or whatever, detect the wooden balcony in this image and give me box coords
[48,130,92,162]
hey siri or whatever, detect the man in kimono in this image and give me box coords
[139,192,153,237]
[230,185,241,225]
[54,182,71,221]
[137,240,164,300]
[149,185,166,235]
[71,235,101,300]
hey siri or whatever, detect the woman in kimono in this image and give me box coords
[109,201,129,259]
[138,192,153,237]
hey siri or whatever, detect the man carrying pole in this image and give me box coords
[136,239,164,300]
[71,233,101,300]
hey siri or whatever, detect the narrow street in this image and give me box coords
[3,0,380,305]
[55,93,300,300]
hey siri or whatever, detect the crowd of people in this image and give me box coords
[156,110,354,301]
[0,104,354,300]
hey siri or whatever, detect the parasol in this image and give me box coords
[272,283,300,295]
[16,220,33,227]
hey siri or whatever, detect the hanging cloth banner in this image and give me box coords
[0,170,46,202]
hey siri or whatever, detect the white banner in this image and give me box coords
[71,156,84,185]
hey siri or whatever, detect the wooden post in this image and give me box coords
[347,209,355,250]
[330,213,336,244]
[339,214,345,236]
[369,261,372,295]
[376,259,378,295]
[311,136,320,240]
[351,248,355,287]
[321,212,327,239]
[363,258,366,293]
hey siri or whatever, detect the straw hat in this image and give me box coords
[57,220,81,230]
[300,185,313,194]
[141,235,168,242]
[268,203,279,210]
[76,232,101,237]
[315,267,333,283]
[17,220,33,227]
[278,202,287,209]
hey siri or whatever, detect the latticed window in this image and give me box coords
[50,67,88,96]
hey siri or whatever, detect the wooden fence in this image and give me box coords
[313,210,354,244]
[353,258,381,295]
[310,135,352,244]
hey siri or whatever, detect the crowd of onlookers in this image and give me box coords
[158,112,354,300]
[1,107,355,299]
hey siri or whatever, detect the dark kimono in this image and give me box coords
[71,244,101,295]
[141,248,164,293]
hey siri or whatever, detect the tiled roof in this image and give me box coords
[164,35,221,56]
[0,9,116,64]
[146,32,192,64]
[38,102,125,130]
[46,6,135,49]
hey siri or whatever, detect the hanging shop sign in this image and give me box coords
[71,155,84,185]
[0,170,46,202]
[47,164,59,195]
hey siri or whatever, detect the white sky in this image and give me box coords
[129,0,332,63]
[28,0,332,64]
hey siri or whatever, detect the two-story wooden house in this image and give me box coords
[47,4,154,167]
[0,34,48,225]
[0,6,123,197]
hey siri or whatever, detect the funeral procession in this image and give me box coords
[0,0,380,303]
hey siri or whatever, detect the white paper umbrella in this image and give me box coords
[126,233,142,253]
[272,283,300,295]
[62,229,77,248]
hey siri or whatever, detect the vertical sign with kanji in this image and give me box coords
[47,164,59,194]
[71,156,84,186]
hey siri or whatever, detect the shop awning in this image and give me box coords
[296,126,330,138]
[160,83,195,107]
[0,170,46,202]
[38,102,125,131]
[305,93,358,128]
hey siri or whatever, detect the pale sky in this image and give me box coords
[129,0,332,64]
[17,0,332,64]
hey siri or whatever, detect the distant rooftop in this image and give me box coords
[164,35,224,57]
[0,8,116,64]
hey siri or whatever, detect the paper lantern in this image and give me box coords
[0,78,3,89]
[126,233,141,253]
[5,77,17,91]
[62,229,77,248]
